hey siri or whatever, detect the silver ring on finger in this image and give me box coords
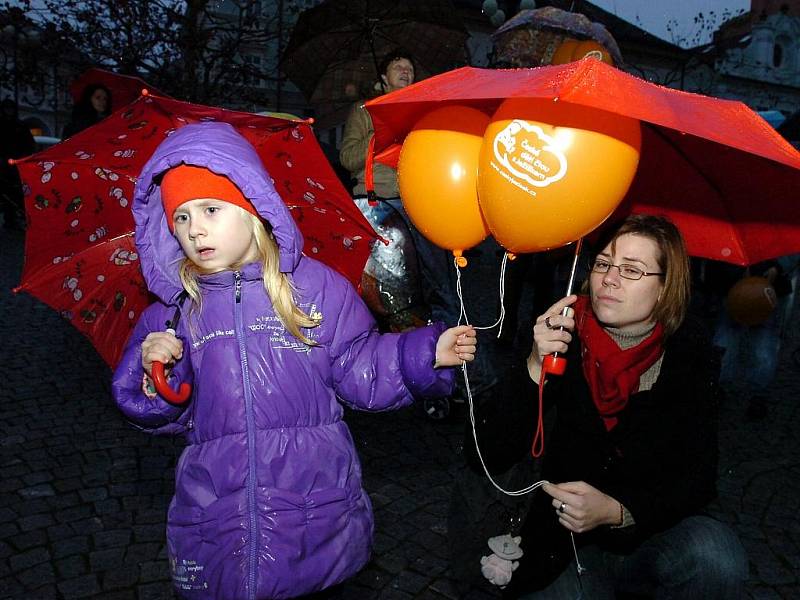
[558,502,567,514]
[545,316,556,330]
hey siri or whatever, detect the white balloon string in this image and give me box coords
[453,253,546,496]
[453,252,509,333]
[453,253,585,576]
[496,252,508,339]
[466,361,548,496]
[455,256,470,327]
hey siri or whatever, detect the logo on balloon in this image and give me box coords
[477,97,641,254]
[492,120,567,195]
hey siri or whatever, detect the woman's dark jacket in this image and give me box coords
[471,316,722,595]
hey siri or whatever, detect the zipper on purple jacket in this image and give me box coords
[234,271,259,600]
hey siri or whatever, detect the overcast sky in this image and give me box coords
[591,0,751,47]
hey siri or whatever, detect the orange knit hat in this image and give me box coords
[161,165,258,231]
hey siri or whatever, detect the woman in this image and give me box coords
[476,214,747,598]
[62,83,111,139]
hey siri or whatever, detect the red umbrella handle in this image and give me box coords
[151,361,192,404]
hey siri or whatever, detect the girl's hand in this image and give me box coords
[542,481,621,533]
[434,325,477,368]
[527,295,577,382]
[141,331,184,376]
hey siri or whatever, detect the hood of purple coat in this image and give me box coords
[133,122,303,304]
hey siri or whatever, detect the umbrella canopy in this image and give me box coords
[70,67,168,108]
[365,60,800,266]
[492,7,624,67]
[281,0,468,124]
[15,94,376,367]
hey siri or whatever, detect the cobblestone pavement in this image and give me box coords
[2,227,798,599]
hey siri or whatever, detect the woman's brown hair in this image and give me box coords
[592,214,690,336]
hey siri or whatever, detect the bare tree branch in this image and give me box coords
[3,0,300,107]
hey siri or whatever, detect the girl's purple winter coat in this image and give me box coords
[112,122,454,599]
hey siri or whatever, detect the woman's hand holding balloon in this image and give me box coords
[527,295,577,383]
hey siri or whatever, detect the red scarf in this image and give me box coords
[574,296,664,431]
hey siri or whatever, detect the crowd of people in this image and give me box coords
[7,33,800,600]
[108,54,785,595]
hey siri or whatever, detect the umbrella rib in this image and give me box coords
[650,127,724,198]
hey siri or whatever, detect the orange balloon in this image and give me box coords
[551,39,579,65]
[726,276,777,326]
[551,38,614,66]
[477,97,641,254]
[398,106,491,262]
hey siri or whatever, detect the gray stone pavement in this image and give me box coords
[1,226,799,599]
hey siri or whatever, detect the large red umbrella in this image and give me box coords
[14,94,376,367]
[365,60,800,265]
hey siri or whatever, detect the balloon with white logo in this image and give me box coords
[477,97,641,253]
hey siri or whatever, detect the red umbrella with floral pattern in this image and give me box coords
[13,93,376,367]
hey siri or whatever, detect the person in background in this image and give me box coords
[62,83,111,139]
[339,48,413,203]
[0,98,35,230]
[472,214,747,598]
[706,257,796,420]
[339,48,461,329]
[112,122,476,599]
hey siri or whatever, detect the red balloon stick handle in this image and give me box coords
[151,361,192,404]
[542,237,584,378]
[530,238,584,458]
[542,354,567,376]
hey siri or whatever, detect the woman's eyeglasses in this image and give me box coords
[591,258,664,281]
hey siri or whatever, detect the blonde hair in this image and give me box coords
[178,210,320,344]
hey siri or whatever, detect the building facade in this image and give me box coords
[711,0,800,113]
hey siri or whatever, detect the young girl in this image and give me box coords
[112,122,476,599]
